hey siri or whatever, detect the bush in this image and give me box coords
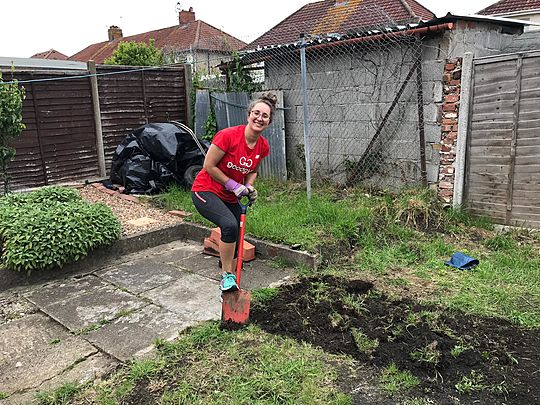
[0,187,120,271]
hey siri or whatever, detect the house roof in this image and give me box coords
[70,20,246,63]
[244,0,435,50]
[31,49,68,60]
[477,0,540,16]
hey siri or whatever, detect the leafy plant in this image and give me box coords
[105,40,163,66]
[0,71,25,195]
[0,187,120,271]
[202,107,217,141]
[226,52,261,94]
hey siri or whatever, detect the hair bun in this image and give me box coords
[260,92,278,108]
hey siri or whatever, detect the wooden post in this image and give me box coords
[88,60,106,177]
[184,64,193,127]
[506,55,523,224]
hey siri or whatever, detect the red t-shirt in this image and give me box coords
[192,125,270,203]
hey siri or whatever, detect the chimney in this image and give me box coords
[179,7,195,25]
[108,25,123,41]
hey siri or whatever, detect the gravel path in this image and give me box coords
[78,186,183,237]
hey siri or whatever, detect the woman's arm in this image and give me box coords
[203,144,229,184]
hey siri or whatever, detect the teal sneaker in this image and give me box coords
[220,272,238,292]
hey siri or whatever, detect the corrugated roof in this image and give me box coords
[244,0,435,50]
[70,19,246,63]
[477,0,540,16]
[31,49,68,60]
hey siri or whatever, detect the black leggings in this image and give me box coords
[192,191,241,244]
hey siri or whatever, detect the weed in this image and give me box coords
[329,311,348,328]
[49,338,60,345]
[309,281,331,303]
[252,287,279,303]
[455,370,485,394]
[35,382,80,405]
[0,392,8,399]
[410,342,441,366]
[379,363,420,394]
[342,293,367,314]
[450,344,472,358]
[351,328,379,355]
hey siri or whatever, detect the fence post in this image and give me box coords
[88,60,106,178]
[184,64,194,128]
[300,35,312,200]
[415,46,427,187]
[453,52,473,207]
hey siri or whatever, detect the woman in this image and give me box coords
[191,92,277,293]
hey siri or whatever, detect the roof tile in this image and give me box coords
[478,0,540,15]
[245,0,435,49]
[70,19,246,63]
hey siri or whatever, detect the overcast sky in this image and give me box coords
[1,0,498,58]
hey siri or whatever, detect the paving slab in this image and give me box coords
[141,272,221,321]
[86,304,191,362]
[32,276,147,332]
[23,275,107,307]
[150,241,202,264]
[0,313,97,396]
[4,352,118,405]
[96,259,182,294]
[173,253,294,290]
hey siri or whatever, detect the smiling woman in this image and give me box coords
[191,92,277,292]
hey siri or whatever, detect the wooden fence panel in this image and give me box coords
[97,66,188,173]
[5,71,99,189]
[466,53,540,228]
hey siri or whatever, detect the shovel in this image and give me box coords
[221,199,251,327]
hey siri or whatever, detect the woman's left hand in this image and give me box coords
[246,185,258,203]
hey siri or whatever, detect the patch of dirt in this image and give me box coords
[251,275,540,404]
[78,185,183,237]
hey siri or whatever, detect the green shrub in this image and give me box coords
[0,187,120,271]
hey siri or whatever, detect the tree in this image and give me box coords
[104,40,164,66]
[0,72,25,195]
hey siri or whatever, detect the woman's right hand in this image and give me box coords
[224,179,249,197]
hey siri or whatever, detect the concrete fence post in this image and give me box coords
[453,52,474,207]
[88,60,107,177]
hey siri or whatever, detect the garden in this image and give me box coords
[17,180,539,405]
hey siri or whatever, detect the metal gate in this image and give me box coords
[465,51,540,228]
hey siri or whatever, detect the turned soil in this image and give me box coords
[251,275,540,404]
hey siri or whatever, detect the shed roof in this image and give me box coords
[244,0,435,50]
[70,20,246,63]
[477,0,540,16]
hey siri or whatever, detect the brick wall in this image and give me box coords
[438,58,462,204]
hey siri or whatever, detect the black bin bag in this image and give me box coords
[110,123,207,194]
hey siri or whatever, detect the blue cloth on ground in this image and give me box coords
[444,252,479,270]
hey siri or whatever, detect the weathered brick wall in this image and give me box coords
[438,58,462,204]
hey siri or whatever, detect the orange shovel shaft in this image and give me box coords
[235,212,246,288]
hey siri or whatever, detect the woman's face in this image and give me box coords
[247,102,272,133]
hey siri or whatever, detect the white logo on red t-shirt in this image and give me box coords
[239,156,253,167]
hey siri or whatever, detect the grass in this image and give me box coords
[35,382,81,404]
[79,322,352,404]
[156,180,540,327]
[379,363,420,394]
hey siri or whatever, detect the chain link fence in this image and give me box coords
[193,3,433,193]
